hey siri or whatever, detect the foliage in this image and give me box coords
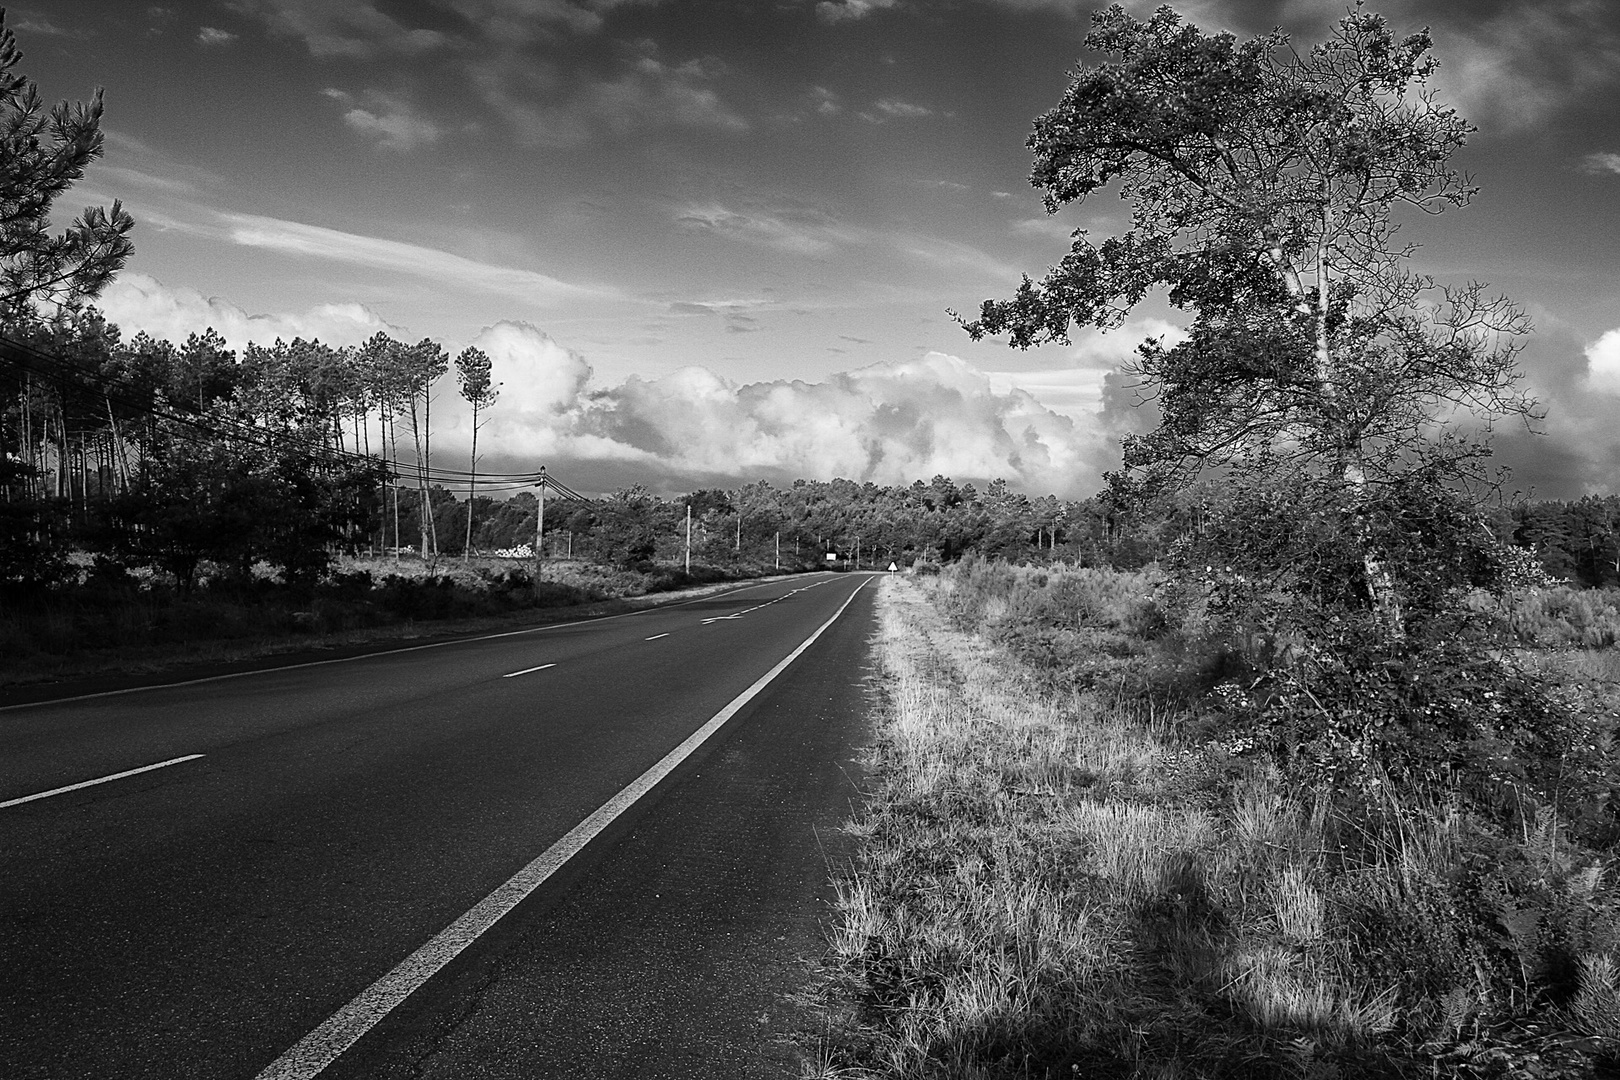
[0,10,133,320]
[962,3,1533,641]
[963,3,1530,477]
[821,568,1620,1077]
[96,431,385,592]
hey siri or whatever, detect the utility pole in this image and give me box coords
[534,466,546,569]
[685,503,692,573]
[775,531,780,570]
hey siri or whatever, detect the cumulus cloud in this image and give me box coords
[96,272,403,348]
[427,326,1110,495]
[1583,153,1620,175]
[985,318,1187,420]
[196,26,239,45]
[321,88,443,151]
[1585,329,1620,395]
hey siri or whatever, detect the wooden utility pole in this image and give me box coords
[534,466,546,568]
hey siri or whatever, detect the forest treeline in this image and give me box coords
[6,307,1620,593]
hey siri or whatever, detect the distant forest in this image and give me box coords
[4,309,1619,590]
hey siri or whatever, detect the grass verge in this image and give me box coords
[807,570,1620,1078]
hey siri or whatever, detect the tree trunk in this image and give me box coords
[424,385,437,560]
[464,401,478,563]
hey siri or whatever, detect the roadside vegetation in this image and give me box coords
[810,564,1620,1078]
[808,5,1620,1078]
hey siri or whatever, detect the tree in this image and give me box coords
[454,345,497,561]
[962,4,1533,633]
[359,332,406,555]
[0,12,133,322]
[402,338,448,559]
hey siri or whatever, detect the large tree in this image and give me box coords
[0,11,133,322]
[962,4,1534,631]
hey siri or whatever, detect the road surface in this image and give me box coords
[0,571,878,1079]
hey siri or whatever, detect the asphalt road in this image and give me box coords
[0,571,879,1079]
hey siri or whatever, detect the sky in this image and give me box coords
[15,0,1620,499]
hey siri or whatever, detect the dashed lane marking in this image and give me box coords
[699,579,829,625]
[251,575,873,1080]
[0,754,206,810]
[501,663,556,679]
[0,576,818,714]
[644,634,670,641]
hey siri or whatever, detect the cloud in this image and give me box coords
[321,88,444,151]
[471,48,747,145]
[980,1,1620,133]
[1583,153,1620,175]
[870,97,930,119]
[95,272,404,349]
[1012,216,1079,241]
[197,26,239,45]
[1426,1,1620,132]
[808,86,841,116]
[674,201,859,255]
[437,0,662,40]
[1585,329,1620,395]
[985,318,1187,419]
[220,212,607,302]
[12,16,76,37]
[225,0,450,58]
[429,335,1109,496]
[469,49,745,145]
[815,0,898,22]
[89,164,205,198]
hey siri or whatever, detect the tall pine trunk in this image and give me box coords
[464,399,479,563]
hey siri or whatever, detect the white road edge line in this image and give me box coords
[0,576,815,715]
[252,575,873,1080]
[0,754,206,810]
[644,633,670,641]
[501,663,556,679]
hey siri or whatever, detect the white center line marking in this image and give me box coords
[644,633,670,641]
[252,575,873,1080]
[0,754,206,810]
[699,581,826,624]
[0,575,816,714]
[501,663,556,679]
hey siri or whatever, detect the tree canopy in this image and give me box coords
[963,4,1533,499]
[0,11,132,321]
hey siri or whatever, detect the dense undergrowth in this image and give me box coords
[810,563,1620,1078]
[0,553,765,682]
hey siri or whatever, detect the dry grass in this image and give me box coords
[808,569,1620,1078]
